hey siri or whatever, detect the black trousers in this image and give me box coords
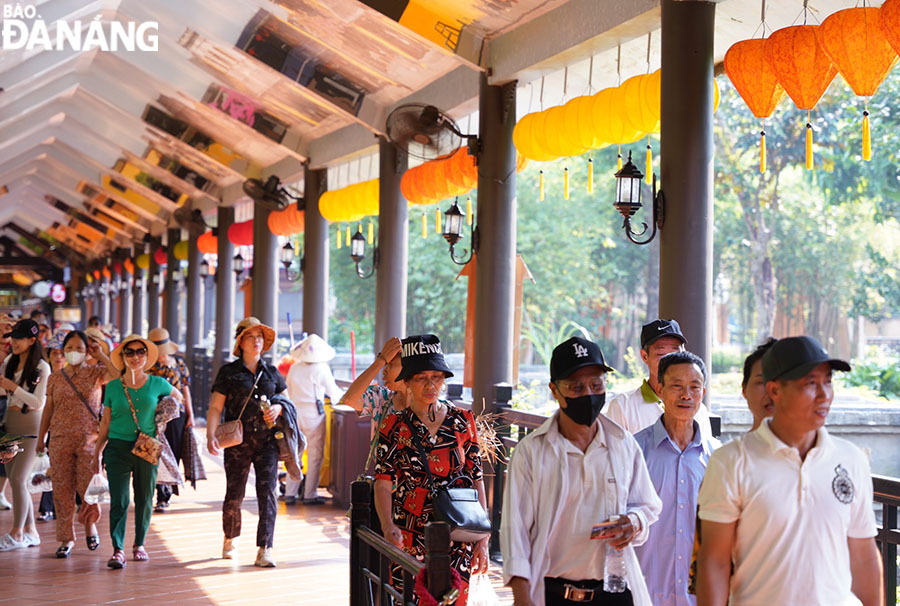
[544,578,634,606]
[222,429,279,548]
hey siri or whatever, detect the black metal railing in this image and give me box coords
[350,480,454,606]
[874,475,900,606]
[189,351,212,420]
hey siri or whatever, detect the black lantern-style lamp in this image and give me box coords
[442,199,478,265]
[199,259,209,279]
[613,151,665,245]
[280,241,301,282]
[233,253,245,276]
[349,230,376,279]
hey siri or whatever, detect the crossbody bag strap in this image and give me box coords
[235,368,264,421]
[403,411,438,493]
[60,368,99,422]
[121,381,143,434]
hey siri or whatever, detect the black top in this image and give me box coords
[211,358,287,433]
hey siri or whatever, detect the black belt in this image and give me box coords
[545,577,603,603]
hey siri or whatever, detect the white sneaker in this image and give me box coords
[0,534,27,551]
[254,547,276,568]
[222,537,237,559]
[24,533,40,547]
[0,494,11,510]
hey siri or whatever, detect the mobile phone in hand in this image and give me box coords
[590,519,619,540]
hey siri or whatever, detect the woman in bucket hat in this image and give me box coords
[92,334,182,569]
[374,335,490,605]
[206,317,289,568]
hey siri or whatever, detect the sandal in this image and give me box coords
[56,544,73,559]
[133,545,149,562]
[86,535,100,551]
[107,550,127,569]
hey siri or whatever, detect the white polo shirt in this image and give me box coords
[604,380,713,439]
[698,419,876,606]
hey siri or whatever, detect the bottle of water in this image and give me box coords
[604,515,627,593]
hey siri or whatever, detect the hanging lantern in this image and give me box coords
[173,240,189,261]
[819,7,899,161]
[765,25,837,170]
[724,38,787,172]
[882,0,900,56]
[514,113,554,161]
[622,74,660,135]
[136,253,151,270]
[227,219,254,246]
[101,267,111,280]
[123,258,135,274]
[153,247,168,266]
[197,231,218,255]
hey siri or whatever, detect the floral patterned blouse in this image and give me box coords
[46,364,108,440]
[148,357,190,412]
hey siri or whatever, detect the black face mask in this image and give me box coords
[560,393,606,426]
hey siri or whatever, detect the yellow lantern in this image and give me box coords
[136,253,150,270]
[622,74,660,135]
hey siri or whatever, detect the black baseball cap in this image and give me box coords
[550,336,614,382]
[761,336,851,382]
[641,319,687,349]
[3,319,40,340]
[396,334,454,381]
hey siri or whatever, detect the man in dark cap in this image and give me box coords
[501,336,661,606]
[697,336,882,606]
[604,319,712,439]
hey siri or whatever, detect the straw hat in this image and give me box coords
[233,317,276,357]
[148,327,178,356]
[290,333,335,363]
[84,327,111,356]
[110,334,159,372]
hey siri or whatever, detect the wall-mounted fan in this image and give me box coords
[385,104,479,161]
[172,206,209,235]
[242,175,304,211]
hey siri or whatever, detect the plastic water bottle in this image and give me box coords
[259,395,285,439]
[604,515,627,593]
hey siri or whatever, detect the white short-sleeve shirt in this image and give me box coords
[698,419,877,606]
[604,381,713,439]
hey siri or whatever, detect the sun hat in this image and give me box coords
[396,334,454,382]
[3,319,40,340]
[45,333,66,352]
[84,327,111,356]
[761,335,851,383]
[290,333,336,363]
[148,327,178,356]
[640,318,687,349]
[110,334,159,372]
[233,317,276,357]
[550,336,614,382]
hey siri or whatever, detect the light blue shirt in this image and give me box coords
[633,416,719,606]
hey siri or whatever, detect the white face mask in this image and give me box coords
[65,351,85,366]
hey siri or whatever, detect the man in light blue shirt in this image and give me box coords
[633,351,720,606]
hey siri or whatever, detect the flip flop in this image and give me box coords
[56,544,73,559]
[133,545,149,561]
[86,535,100,551]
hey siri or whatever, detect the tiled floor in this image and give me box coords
[0,441,511,605]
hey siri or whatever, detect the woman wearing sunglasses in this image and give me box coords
[92,334,182,570]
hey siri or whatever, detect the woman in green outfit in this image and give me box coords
[92,334,181,569]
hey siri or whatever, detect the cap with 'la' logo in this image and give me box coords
[761,335,851,382]
[550,336,614,382]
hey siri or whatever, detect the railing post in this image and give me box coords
[490,383,512,561]
[425,521,452,604]
[883,502,897,606]
[350,480,371,606]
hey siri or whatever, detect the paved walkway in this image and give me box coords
[0,440,510,605]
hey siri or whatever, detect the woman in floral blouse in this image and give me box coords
[374,335,489,605]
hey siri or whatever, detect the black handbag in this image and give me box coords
[404,411,491,543]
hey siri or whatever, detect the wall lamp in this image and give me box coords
[614,151,665,245]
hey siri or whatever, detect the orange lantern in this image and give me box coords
[882,0,900,55]
[819,7,899,161]
[197,231,218,255]
[123,258,135,274]
[93,269,101,280]
[765,25,837,170]
[267,210,286,236]
[725,38,787,172]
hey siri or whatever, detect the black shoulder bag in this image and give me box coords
[403,411,491,543]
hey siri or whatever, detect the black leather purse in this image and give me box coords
[404,411,491,543]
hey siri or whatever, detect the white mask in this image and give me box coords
[65,351,85,366]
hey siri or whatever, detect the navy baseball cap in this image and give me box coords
[550,337,614,382]
[641,319,687,349]
[761,336,851,382]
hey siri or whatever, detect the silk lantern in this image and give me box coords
[173,241,189,261]
[153,247,167,266]
[765,25,837,170]
[123,258,135,274]
[819,7,899,161]
[197,231,217,255]
[136,253,150,270]
[227,219,253,246]
[725,38,787,172]
[882,0,900,55]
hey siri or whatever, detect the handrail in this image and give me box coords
[356,526,422,577]
[873,474,899,606]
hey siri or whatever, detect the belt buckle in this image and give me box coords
[563,584,594,602]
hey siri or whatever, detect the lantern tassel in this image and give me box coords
[645,143,652,185]
[422,212,427,239]
[336,226,342,249]
[760,130,767,174]
[587,157,593,194]
[466,197,472,226]
[805,120,814,171]
[368,220,374,244]
[563,167,569,200]
[862,110,871,162]
[346,225,351,246]
[539,170,544,202]
[436,208,442,234]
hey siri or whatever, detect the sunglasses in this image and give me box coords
[123,347,147,358]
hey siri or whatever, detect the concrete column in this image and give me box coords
[303,168,329,341]
[213,207,236,374]
[251,203,278,360]
[472,75,518,416]
[132,264,146,336]
[119,268,132,336]
[148,250,161,330]
[165,228,181,345]
[185,227,203,362]
[374,137,409,350]
[659,0,716,389]
[100,276,111,325]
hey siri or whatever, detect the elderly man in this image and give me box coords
[633,351,720,606]
[697,336,883,606]
[502,336,662,606]
[604,319,712,438]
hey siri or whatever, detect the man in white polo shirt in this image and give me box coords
[696,336,883,606]
[603,319,712,438]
